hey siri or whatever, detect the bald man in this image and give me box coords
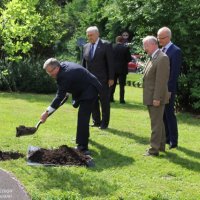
[157,27,182,149]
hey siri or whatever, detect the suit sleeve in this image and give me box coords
[153,56,170,101]
[105,43,114,80]
[126,47,132,63]
[168,49,182,93]
[82,46,87,68]
[50,82,67,109]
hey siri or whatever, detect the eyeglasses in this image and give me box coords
[46,67,56,75]
[157,36,168,40]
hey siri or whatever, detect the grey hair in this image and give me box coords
[142,36,158,45]
[86,26,99,33]
[43,58,61,69]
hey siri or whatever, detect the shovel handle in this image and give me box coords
[48,93,69,117]
[35,120,43,130]
[38,93,70,127]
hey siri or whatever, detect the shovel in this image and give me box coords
[16,94,69,137]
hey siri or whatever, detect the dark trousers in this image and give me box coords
[76,97,97,147]
[163,93,178,146]
[92,83,110,127]
[110,73,127,102]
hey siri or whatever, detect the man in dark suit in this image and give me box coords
[40,58,101,155]
[142,36,170,156]
[82,26,114,129]
[157,27,182,149]
[110,36,132,104]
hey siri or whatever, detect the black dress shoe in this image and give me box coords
[159,148,165,152]
[90,122,101,127]
[99,125,108,130]
[120,100,126,104]
[74,145,91,155]
[169,144,178,149]
[143,151,159,156]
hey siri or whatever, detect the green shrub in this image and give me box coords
[0,57,57,93]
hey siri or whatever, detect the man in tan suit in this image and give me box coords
[142,36,170,156]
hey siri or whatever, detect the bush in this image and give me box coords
[0,57,57,93]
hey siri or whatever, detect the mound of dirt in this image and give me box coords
[28,145,93,167]
[0,151,24,161]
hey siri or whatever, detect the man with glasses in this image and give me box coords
[157,27,182,149]
[40,58,102,155]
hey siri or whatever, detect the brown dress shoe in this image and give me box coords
[143,151,159,156]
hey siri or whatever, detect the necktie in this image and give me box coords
[162,47,166,53]
[90,44,94,59]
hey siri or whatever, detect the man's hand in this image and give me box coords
[168,92,172,99]
[108,79,114,87]
[40,111,49,123]
[153,100,160,107]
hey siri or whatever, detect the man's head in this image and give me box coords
[142,36,158,56]
[157,27,171,47]
[86,26,99,44]
[43,58,60,78]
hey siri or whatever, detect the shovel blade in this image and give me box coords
[16,125,37,137]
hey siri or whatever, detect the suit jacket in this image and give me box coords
[143,50,170,105]
[82,39,114,84]
[113,43,132,74]
[165,43,182,93]
[50,61,102,109]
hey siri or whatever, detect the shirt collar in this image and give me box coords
[151,48,159,59]
[162,41,172,51]
[92,38,99,46]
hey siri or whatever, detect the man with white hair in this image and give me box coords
[82,26,114,129]
[157,27,182,149]
[142,36,170,156]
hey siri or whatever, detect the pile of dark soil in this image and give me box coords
[28,145,93,167]
[0,151,24,161]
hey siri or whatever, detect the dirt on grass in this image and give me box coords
[28,145,93,167]
[0,151,24,161]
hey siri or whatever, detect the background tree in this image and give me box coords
[0,0,199,112]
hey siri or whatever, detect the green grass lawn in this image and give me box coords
[0,85,200,200]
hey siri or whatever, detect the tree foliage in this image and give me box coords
[0,0,200,112]
[0,0,68,61]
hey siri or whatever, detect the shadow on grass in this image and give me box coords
[110,101,146,111]
[177,113,200,127]
[106,128,149,145]
[90,140,135,171]
[160,147,200,172]
[0,92,52,103]
[0,92,72,108]
[177,146,200,160]
[28,166,118,199]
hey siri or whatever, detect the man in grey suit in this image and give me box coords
[82,26,114,129]
[142,36,170,156]
[157,27,182,149]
